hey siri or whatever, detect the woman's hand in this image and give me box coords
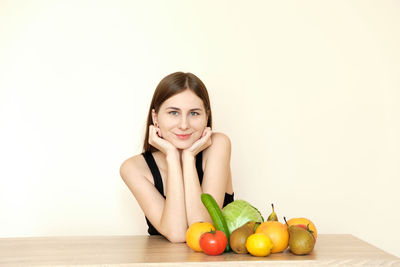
[148,125,177,156]
[183,127,212,157]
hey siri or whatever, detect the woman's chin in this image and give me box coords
[174,144,192,150]
[171,140,194,150]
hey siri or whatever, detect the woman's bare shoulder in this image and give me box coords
[203,132,231,160]
[120,153,149,181]
[210,132,231,149]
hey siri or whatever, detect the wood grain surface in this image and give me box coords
[0,234,399,266]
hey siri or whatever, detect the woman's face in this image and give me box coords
[153,89,208,150]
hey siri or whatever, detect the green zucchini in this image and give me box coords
[201,193,231,252]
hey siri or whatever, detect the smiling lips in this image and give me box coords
[175,134,191,140]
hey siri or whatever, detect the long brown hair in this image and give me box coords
[143,72,212,152]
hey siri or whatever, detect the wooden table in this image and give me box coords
[0,234,399,266]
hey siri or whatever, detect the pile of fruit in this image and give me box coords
[186,194,317,257]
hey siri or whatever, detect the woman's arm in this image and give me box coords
[148,125,188,241]
[159,150,187,241]
[182,131,232,226]
[120,126,188,242]
[120,153,187,242]
[182,152,211,225]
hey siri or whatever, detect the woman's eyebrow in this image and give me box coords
[166,107,180,110]
[166,107,203,111]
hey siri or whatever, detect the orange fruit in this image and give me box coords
[186,222,215,252]
[255,221,289,253]
[286,217,317,240]
[246,233,273,257]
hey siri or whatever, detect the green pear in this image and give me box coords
[267,203,278,221]
[229,221,257,253]
[288,225,315,255]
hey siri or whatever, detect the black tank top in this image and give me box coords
[142,151,234,235]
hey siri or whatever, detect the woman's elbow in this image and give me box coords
[164,231,186,243]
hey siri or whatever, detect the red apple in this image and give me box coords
[296,224,308,230]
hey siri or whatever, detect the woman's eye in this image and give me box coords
[190,111,199,116]
[169,111,179,116]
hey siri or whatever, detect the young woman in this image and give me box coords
[120,72,234,243]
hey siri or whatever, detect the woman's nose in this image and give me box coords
[179,116,189,130]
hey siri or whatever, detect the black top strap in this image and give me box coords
[196,151,204,184]
[142,151,165,198]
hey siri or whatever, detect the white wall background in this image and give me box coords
[1,0,399,257]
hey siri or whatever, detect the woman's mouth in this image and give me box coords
[175,134,191,140]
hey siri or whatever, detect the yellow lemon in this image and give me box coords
[186,222,215,252]
[245,233,274,257]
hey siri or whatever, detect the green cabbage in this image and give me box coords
[222,200,264,234]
